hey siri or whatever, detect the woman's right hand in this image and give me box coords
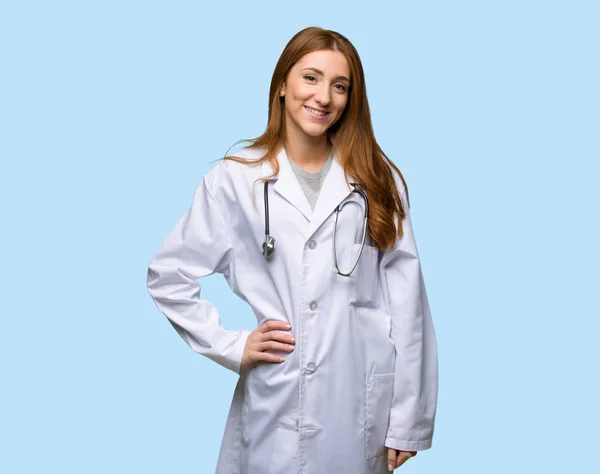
[240,319,295,374]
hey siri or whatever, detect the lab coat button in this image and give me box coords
[306,362,317,372]
[309,301,318,311]
[308,239,317,250]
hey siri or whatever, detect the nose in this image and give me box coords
[314,84,332,106]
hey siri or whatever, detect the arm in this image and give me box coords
[146,167,250,374]
[381,179,439,452]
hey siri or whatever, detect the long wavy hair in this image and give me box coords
[220,26,410,251]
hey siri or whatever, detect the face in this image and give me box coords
[280,49,351,140]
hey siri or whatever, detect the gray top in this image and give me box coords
[288,150,334,211]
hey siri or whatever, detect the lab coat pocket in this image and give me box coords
[364,372,394,460]
[351,243,380,307]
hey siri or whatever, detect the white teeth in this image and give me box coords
[305,106,327,116]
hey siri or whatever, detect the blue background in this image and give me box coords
[1,1,598,472]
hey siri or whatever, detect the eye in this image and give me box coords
[304,75,317,82]
[334,83,347,92]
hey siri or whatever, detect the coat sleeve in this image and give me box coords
[380,177,439,452]
[146,169,251,375]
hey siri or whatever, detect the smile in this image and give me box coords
[304,106,330,117]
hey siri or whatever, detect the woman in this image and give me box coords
[146,26,438,474]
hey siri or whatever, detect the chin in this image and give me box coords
[300,123,330,138]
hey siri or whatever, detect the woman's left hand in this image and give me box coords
[386,447,417,470]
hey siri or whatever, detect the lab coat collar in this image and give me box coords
[260,146,358,240]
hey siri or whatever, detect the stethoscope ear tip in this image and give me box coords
[331,268,357,278]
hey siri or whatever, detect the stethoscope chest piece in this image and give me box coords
[262,180,277,259]
[262,235,276,259]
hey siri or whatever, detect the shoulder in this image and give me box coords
[204,145,267,191]
[384,157,409,208]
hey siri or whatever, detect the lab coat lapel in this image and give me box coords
[260,147,313,222]
[260,147,357,239]
[307,152,356,239]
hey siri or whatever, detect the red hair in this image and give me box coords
[221,26,410,251]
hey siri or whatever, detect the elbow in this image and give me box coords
[146,259,198,304]
[146,258,162,297]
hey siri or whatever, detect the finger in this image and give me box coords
[395,451,413,468]
[387,448,397,472]
[259,340,295,352]
[262,329,296,344]
[259,319,292,333]
[256,351,286,363]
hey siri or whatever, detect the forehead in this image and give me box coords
[293,50,350,77]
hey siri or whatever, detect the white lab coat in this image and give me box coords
[146,145,438,474]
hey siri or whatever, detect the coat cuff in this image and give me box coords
[384,437,432,452]
[219,328,251,375]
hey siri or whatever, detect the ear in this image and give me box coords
[279,84,285,97]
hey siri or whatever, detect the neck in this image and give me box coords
[283,125,331,172]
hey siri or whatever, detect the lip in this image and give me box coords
[304,105,330,120]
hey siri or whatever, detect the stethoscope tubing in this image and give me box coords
[262,180,276,258]
[333,186,369,277]
[262,181,369,277]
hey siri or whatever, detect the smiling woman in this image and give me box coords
[279,50,351,139]
[146,26,438,474]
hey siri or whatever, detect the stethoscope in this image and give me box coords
[262,180,369,278]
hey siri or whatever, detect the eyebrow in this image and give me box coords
[302,67,351,84]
